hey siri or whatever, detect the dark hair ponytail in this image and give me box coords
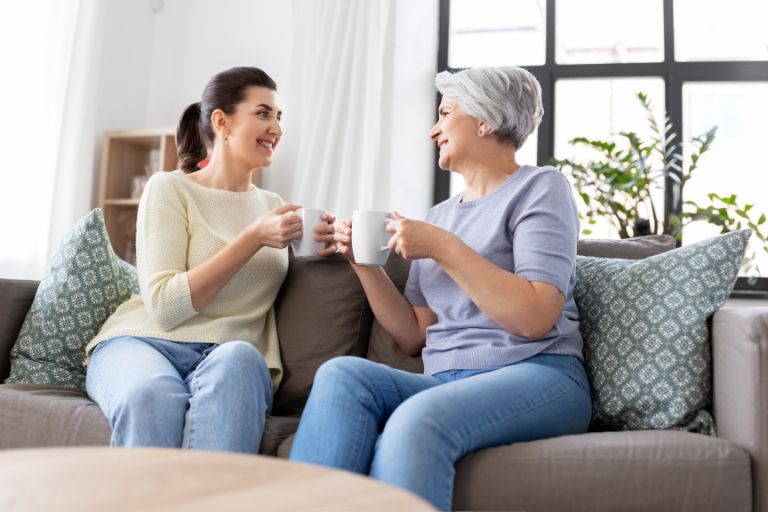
[177,102,207,173]
[176,67,277,173]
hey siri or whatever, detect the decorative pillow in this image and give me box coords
[5,209,138,389]
[575,229,751,435]
[272,251,373,416]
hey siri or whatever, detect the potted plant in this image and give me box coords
[551,92,768,275]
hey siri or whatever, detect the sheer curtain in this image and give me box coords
[284,0,395,220]
[0,1,81,279]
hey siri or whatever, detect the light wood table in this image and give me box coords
[0,447,436,511]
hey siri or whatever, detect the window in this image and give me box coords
[437,0,768,294]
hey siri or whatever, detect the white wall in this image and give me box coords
[144,0,294,129]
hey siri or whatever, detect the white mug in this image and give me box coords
[352,210,392,266]
[291,208,326,260]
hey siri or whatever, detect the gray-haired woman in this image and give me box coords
[290,66,591,510]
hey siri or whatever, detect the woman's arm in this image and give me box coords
[350,265,436,355]
[187,203,304,311]
[335,218,435,355]
[435,237,563,339]
[388,219,562,339]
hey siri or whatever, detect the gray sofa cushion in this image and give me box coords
[452,430,751,512]
[276,430,750,511]
[0,384,110,448]
[0,279,38,382]
[0,383,301,455]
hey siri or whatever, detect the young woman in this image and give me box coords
[290,66,592,510]
[85,67,336,453]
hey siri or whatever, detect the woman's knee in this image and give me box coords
[209,341,270,379]
[313,356,378,389]
[112,377,187,424]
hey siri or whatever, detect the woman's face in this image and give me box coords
[224,86,283,170]
[429,96,480,171]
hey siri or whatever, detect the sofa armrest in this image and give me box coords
[0,279,39,381]
[712,301,768,512]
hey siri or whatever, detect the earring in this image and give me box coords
[478,129,485,136]
[224,135,230,145]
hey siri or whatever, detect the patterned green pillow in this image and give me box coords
[5,209,138,389]
[575,230,751,435]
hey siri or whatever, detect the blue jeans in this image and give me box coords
[290,353,591,511]
[86,335,273,453]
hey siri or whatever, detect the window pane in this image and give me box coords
[675,0,768,61]
[449,0,546,67]
[555,0,664,64]
[554,78,666,238]
[449,128,538,197]
[681,82,768,277]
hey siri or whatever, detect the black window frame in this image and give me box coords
[435,0,768,297]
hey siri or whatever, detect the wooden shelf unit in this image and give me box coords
[98,128,178,263]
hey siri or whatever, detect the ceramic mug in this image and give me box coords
[291,208,327,260]
[352,210,392,266]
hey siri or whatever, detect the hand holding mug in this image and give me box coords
[291,208,337,259]
[386,212,451,260]
[335,211,393,266]
[250,203,302,249]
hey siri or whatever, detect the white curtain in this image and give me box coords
[0,1,81,280]
[45,1,103,267]
[285,0,395,221]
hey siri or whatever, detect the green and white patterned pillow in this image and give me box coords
[6,209,138,389]
[575,229,751,435]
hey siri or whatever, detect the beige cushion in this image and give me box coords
[0,384,110,448]
[272,252,373,415]
[453,430,751,512]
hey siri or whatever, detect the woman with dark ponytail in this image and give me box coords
[84,67,337,453]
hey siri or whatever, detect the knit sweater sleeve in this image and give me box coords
[135,173,197,331]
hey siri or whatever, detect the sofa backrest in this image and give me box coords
[272,253,374,416]
[0,279,39,381]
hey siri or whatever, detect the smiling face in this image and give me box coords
[223,86,283,170]
[429,96,482,171]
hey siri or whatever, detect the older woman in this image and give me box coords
[290,66,591,510]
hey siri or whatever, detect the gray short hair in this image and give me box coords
[434,66,543,149]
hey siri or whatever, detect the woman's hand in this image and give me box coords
[333,218,356,263]
[386,212,454,261]
[315,212,338,257]
[249,203,303,249]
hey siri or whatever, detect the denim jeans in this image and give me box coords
[86,335,273,453]
[290,353,591,511]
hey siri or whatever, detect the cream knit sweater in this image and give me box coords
[86,170,288,388]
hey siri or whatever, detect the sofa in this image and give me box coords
[1,238,766,512]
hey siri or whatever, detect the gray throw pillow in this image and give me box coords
[5,209,138,389]
[575,230,751,435]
